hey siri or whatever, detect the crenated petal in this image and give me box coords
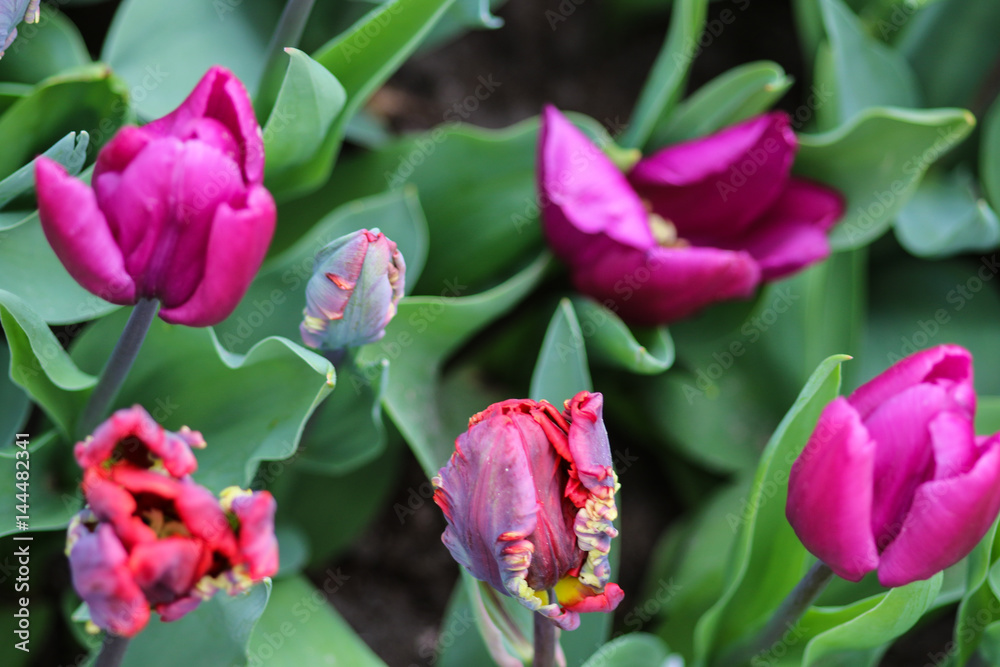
[226,488,279,581]
[128,537,205,606]
[74,405,199,477]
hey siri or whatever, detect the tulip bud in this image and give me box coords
[433,392,624,630]
[299,228,405,352]
[35,66,276,327]
[787,345,1000,587]
[1,0,40,58]
[66,406,278,636]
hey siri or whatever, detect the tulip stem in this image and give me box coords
[256,0,317,117]
[94,634,131,667]
[715,560,834,666]
[533,606,557,667]
[76,298,159,440]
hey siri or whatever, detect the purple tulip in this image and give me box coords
[538,106,844,325]
[299,228,405,352]
[433,392,624,630]
[0,0,39,58]
[787,345,1000,587]
[35,66,276,327]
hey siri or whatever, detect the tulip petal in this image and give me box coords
[629,112,796,243]
[538,105,654,259]
[878,438,1000,587]
[929,411,978,480]
[849,344,974,421]
[128,537,204,606]
[35,157,136,305]
[74,405,199,477]
[158,185,276,327]
[175,481,239,559]
[786,397,879,582]
[570,241,760,325]
[733,178,843,281]
[229,490,279,580]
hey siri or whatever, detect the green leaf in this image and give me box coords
[267,0,458,198]
[363,254,549,478]
[0,431,80,538]
[71,312,334,493]
[0,340,29,452]
[0,290,96,436]
[263,48,346,184]
[795,106,975,250]
[101,0,281,119]
[814,0,919,128]
[0,64,130,178]
[980,97,1000,212]
[117,580,271,667]
[951,518,1000,664]
[246,576,386,666]
[649,61,793,146]
[693,355,849,663]
[530,299,592,405]
[0,6,90,84]
[894,168,1000,258]
[571,298,674,375]
[621,0,709,149]
[0,213,121,324]
[977,397,1000,435]
[0,131,88,210]
[581,634,671,667]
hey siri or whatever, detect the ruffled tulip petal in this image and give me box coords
[878,438,1000,587]
[176,481,239,558]
[849,344,974,421]
[128,537,204,605]
[35,158,136,305]
[628,111,796,242]
[228,490,279,580]
[558,579,624,614]
[156,594,203,622]
[571,242,760,325]
[734,179,843,281]
[539,105,654,258]
[158,185,276,327]
[74,405,199,478]
[786,397,879,582]
[68,523,150,637]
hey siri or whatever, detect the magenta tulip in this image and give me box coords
[66,406,278,636]
[433,392,624,630]
[35,66,276,327]
[538,106,844,325]
[787,345,1000,587]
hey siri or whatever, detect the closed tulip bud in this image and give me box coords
[433,392,624,630]
[299,228,405,352]
[35,66,276,327]
[787,345,1000,587]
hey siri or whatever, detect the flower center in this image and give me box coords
[649,213,689,248]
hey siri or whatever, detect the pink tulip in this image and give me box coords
[35,66,275,327]
[538,106,843,325]
[433,392,624,630]
[787,345,1000,587]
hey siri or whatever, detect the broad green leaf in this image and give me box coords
[0,431,79,538]
[268,0,457,197]
[693,355,849,663]
[581,634,671,667]
[815,0,918,128]
[101,0,280,119]
[571,298,674,375]
[216,188,429,356]
[0,213,121,323]
[530,299,592,405]
[795,106,974,250]
[649,61,793,146]
[0,290,95,435]
[980,97,1000,212]
[621,0,708,149]
[425,0,502,46]
[263,48,346,183]
[246,576,386,666]
[435,576,518,667]
[0,340,29,451]
[0,131,88,210]
[0,82,29,114]
[117,580,271,667]
[0,6,89,84]
[894,169,1000,258]
[362,253,548,477]
[0,64,130,178]
[951,518,1000,664]
[71,311,334,493]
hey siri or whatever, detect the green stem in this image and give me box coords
[76,299,159,439]
[533,605,556,667]
[715,561,834,666]
[255,0,317,118]
[94,635,131,667]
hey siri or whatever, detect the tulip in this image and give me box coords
[299,228,405,352]
[538,106,843,325]
[0,0,39,58]
[433,392,624,630]
[35,66,276,327]
[786,344,1000,587]
[66,406,278,636]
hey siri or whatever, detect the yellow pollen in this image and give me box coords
[649,214,688,248]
